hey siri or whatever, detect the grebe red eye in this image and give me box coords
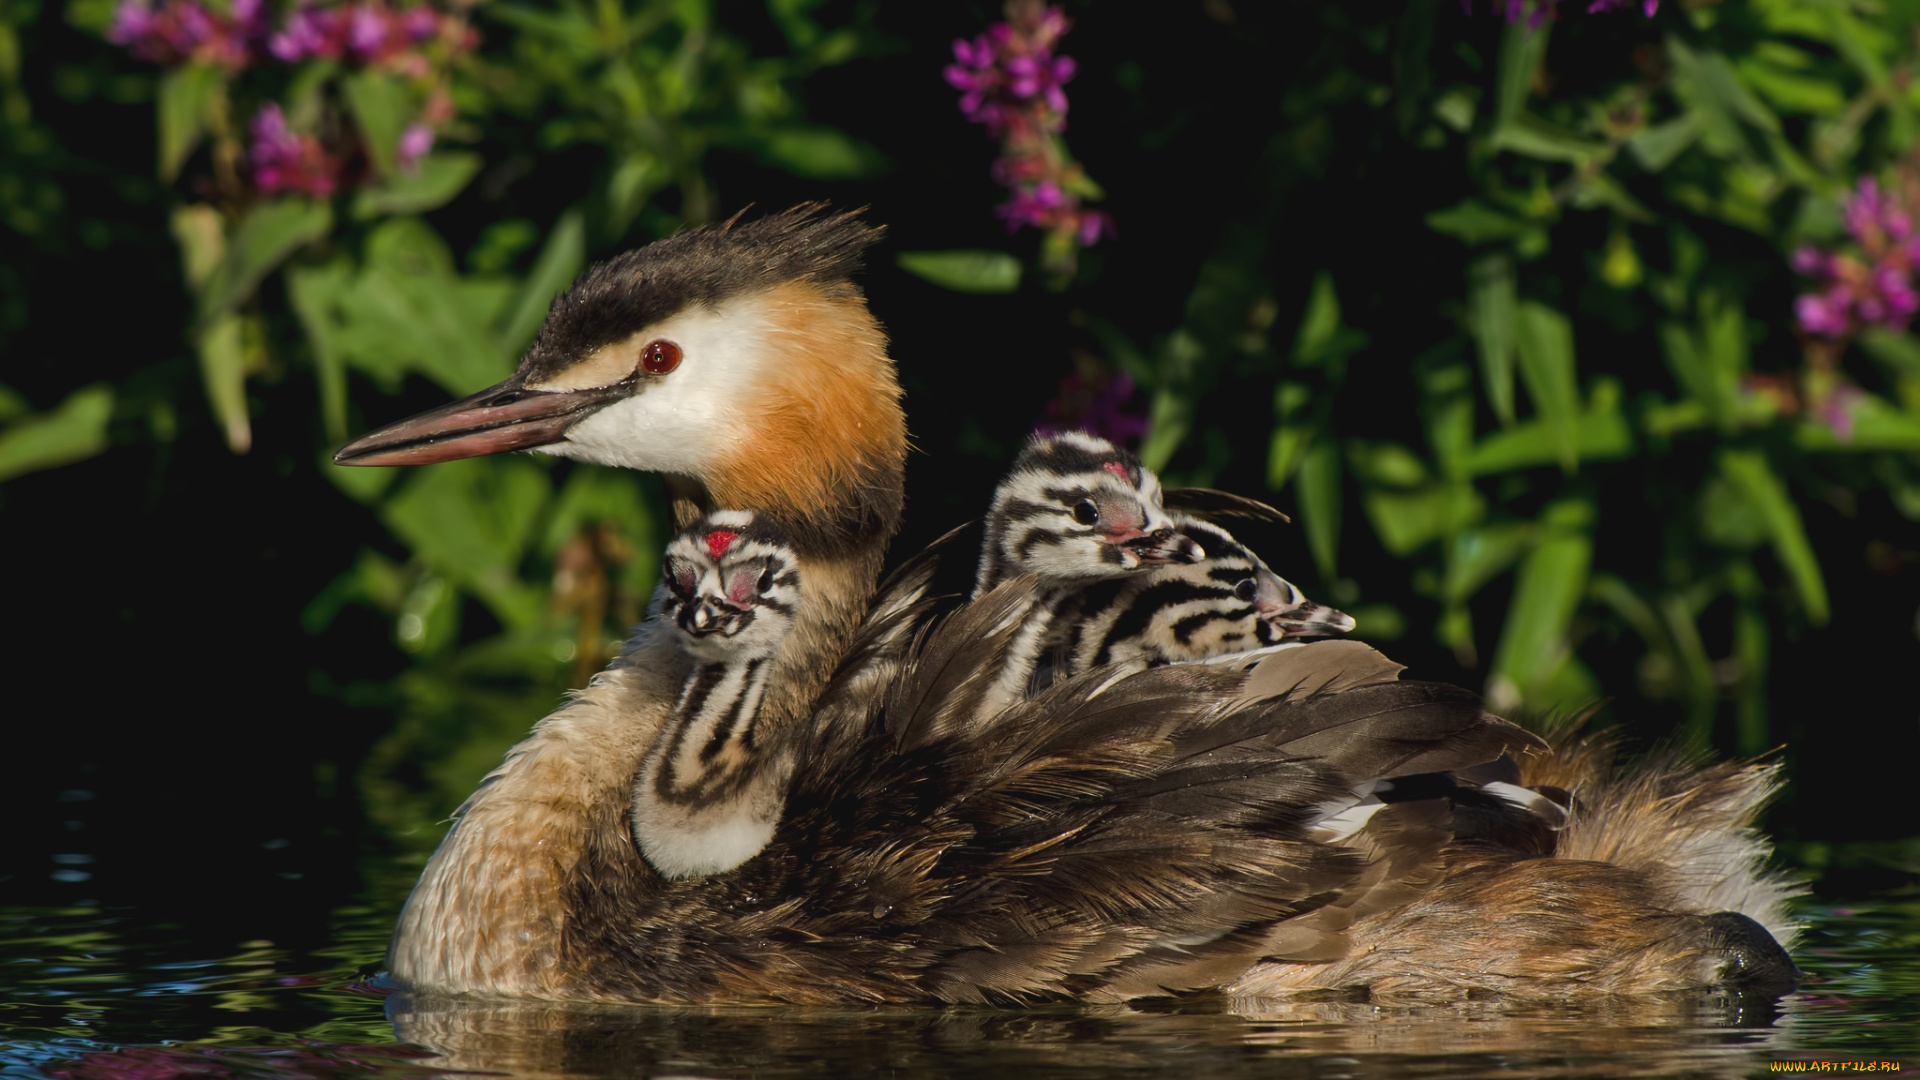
[641,339,682,375]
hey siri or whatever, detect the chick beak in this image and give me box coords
[333,371,635,467]
[685,597,732,636]
[1255,572,1357,639]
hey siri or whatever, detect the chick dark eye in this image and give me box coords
[758,567,776,595]
[1071,500,1099,526]
[641,339,682,375]
[1233,578,1258,602]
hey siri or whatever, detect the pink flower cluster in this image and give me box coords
[945,2,1111,255]
[105,0,470,198]
[250,103,341,196]
[269,1,472,76]
[1793,178,1920,339]
[1463,0,1658,25]
[107,0,267,68]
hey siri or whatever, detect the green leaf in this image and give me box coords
[1627,113,1702,172]
[0,384,114,482]
[1492,18,1550,135]
[382,457,553,629]
[1426,200,1534,245]
[1657,291,1745,431]
[1361,482,1485,555]
[196,199,334,329]
[1793,392,1920,452]
[759,125,886,179]
[1858,328,1920,378]
[1719,448,1828,625]
[1735,57,1847,116]
[1463,378,1632,475]
[1346,440,1430,487]
[1441,522,1530,605]
[352,152,483,219]
[1295,438,1342,580]
[157,63,223,182]
[196,312,252,453]
[1492,111,1606,163]
[896,250,1022,295]
[1467,253,1517,425]
[1512,300,1581,471]
[331,219,514,394]
[496,210,586,355]
[287,259,355,441]
[343,70,409,178]
[1488,506,1593,711]
[1289,272,1367,366]
[1265,382,1313,489]
[169,203,225,290]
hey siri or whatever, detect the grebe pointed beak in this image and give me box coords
[333,371,635,467]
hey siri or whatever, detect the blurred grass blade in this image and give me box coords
[760,125,887,179]
[1296,438,1342,581]
[1265,381,1312,488]
[1492,111,1606,163]
[0,385,114,482]
[169,203,224,290]
[197,312,252,453]
[1493,18,1550,134]
[495,210,586,356]
[1488,505,1593,712]
[196,199,334,329]
[1628,113,1702,171]
[157,63,223,182]
[1513,300,1581,471]
[896,250,1022,294]
[343,71,407,178]
[1719,448,1829,624]
[1468,253,1517,426]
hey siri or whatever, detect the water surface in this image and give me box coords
[2,871,1914,1080]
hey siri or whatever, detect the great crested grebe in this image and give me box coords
[336,205,1799,1004]
[637,510,804,879]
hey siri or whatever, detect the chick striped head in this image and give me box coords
[659,510,802,663]
[977,431,1202,594]
[1180,517,1355,648]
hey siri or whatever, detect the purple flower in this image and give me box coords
[250,103,339,196]
[1794,291,1851,338]
[348,6,388,57]
[948,3,1109,261]
[269,5,337,61]
[1793,172,1920,338]
[106,1,156,45]
[397,123,435,169]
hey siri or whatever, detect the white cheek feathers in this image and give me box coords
[531,293,783,475]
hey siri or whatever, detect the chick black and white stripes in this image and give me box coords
[975,431,1200,596]
[632,509,804,879]
[1056,515,1356,673]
